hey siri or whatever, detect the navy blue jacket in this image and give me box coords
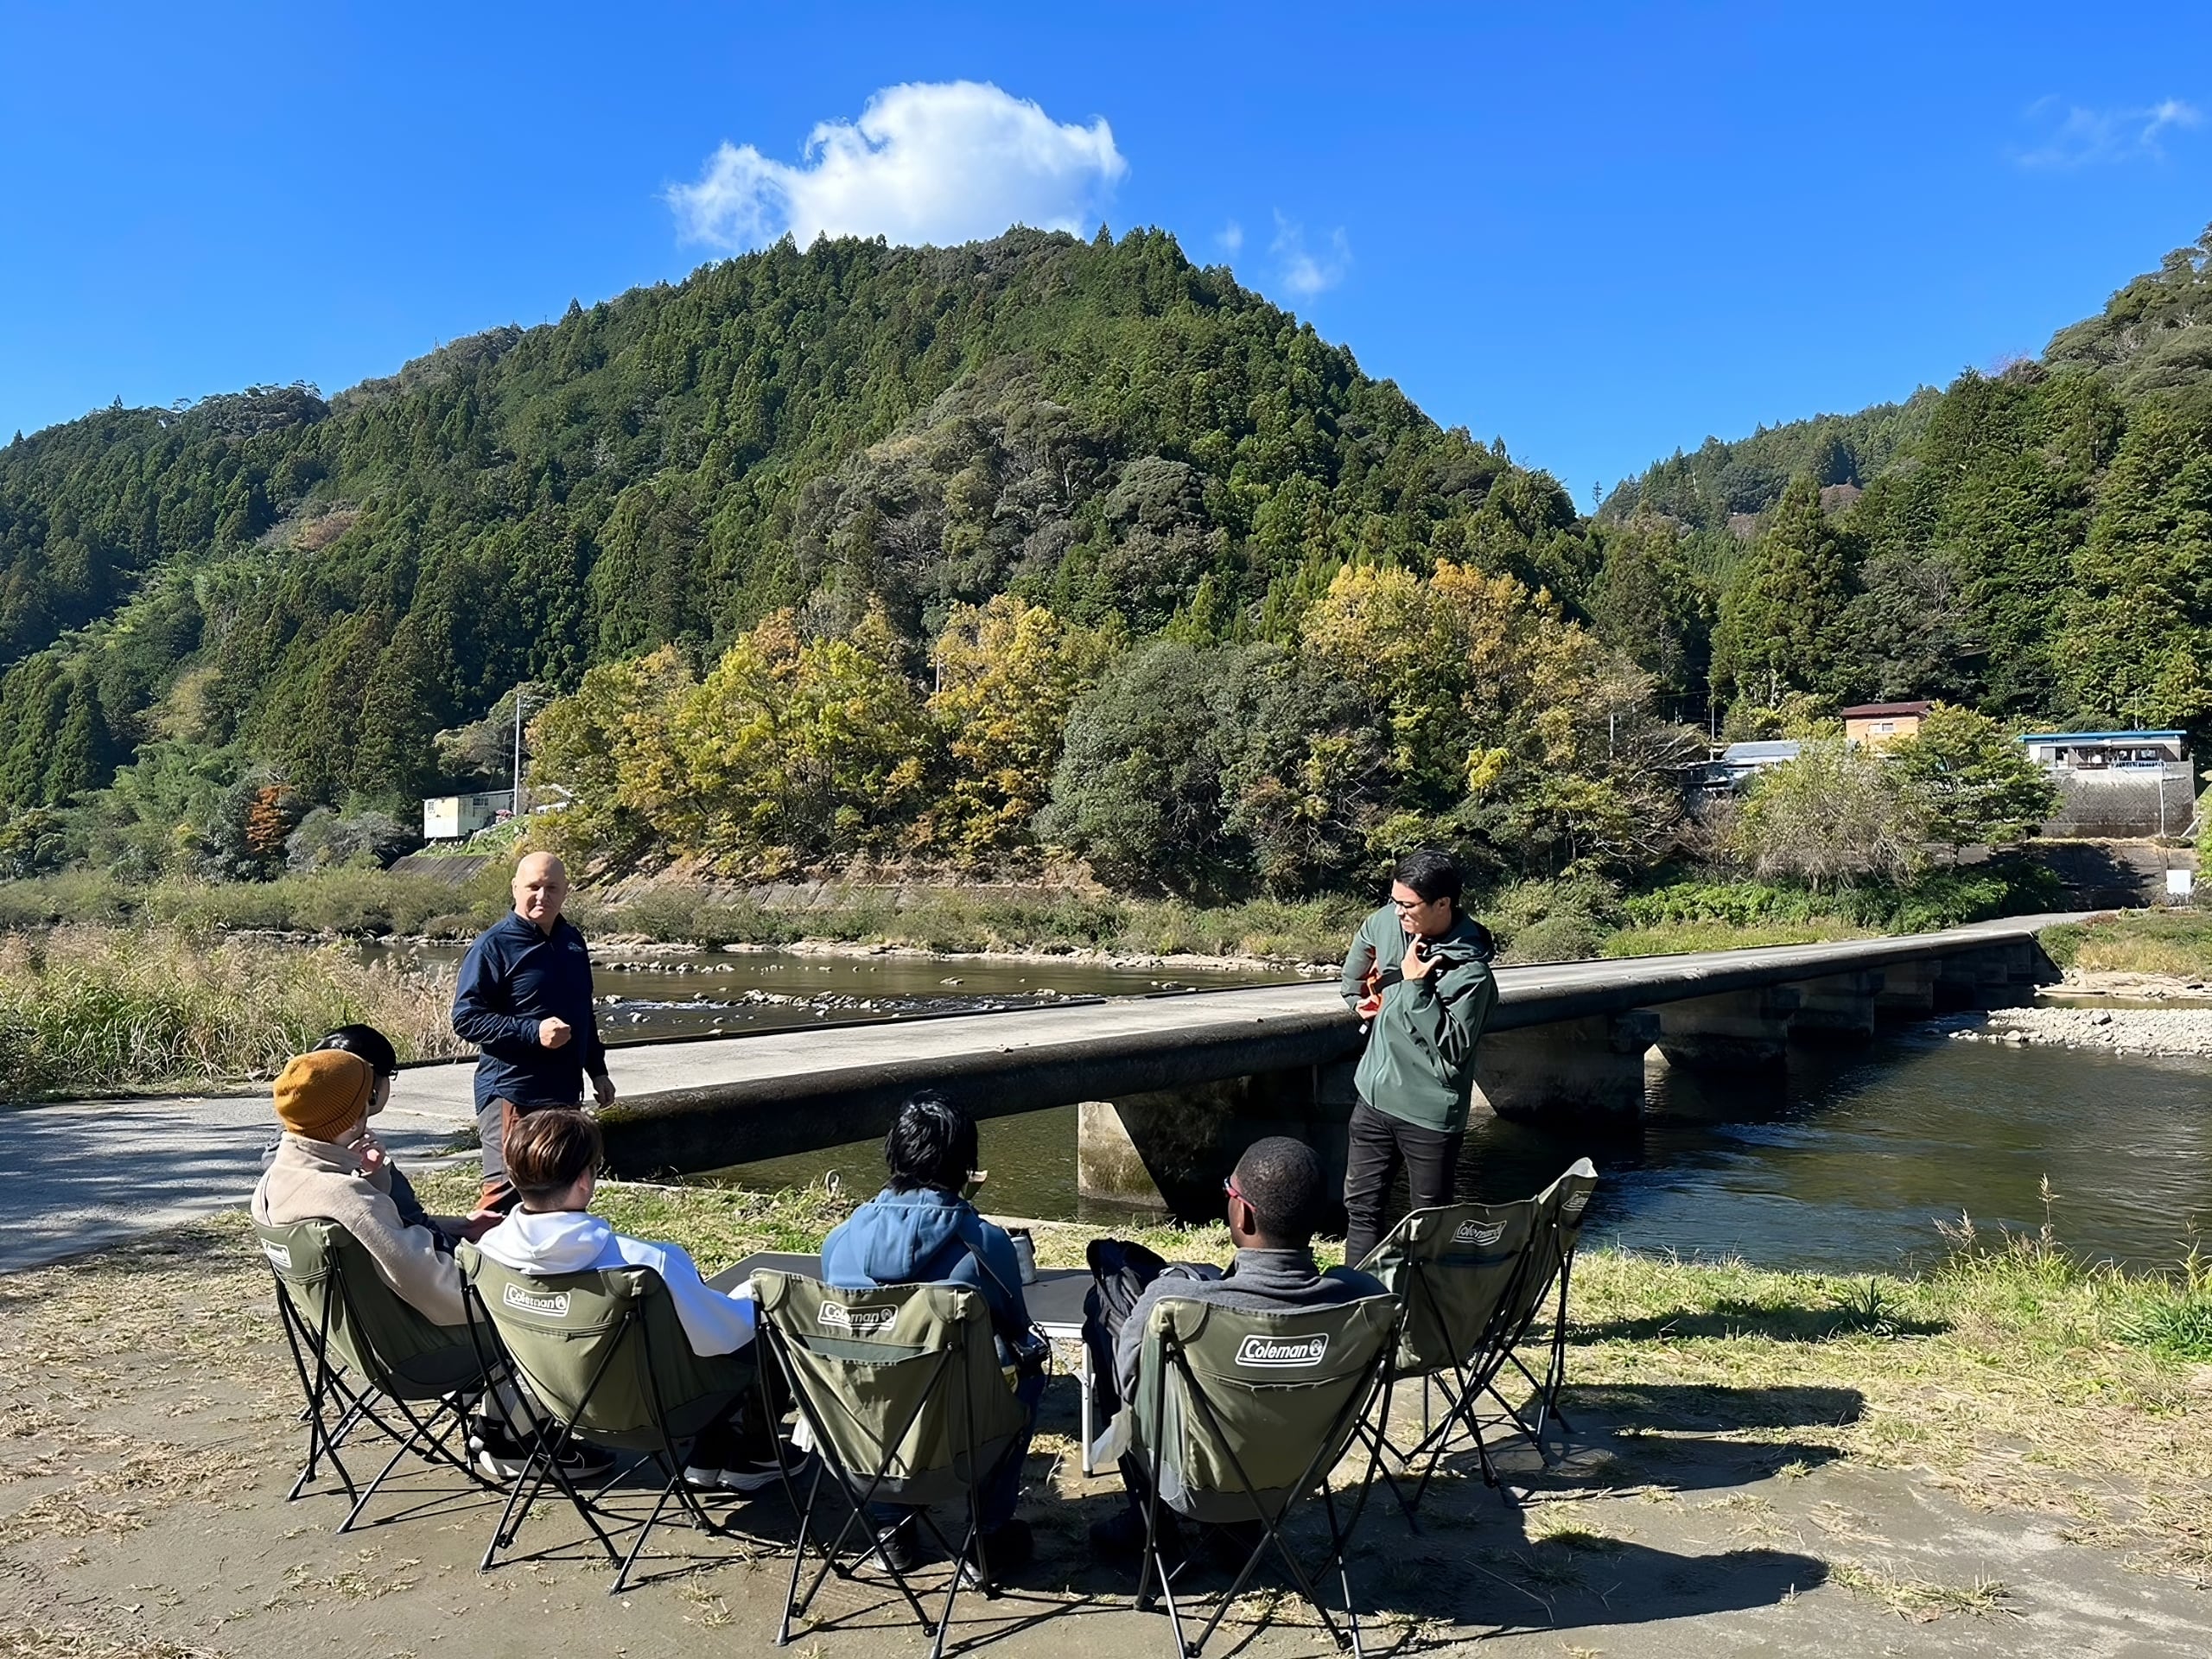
[821,1186,1033,1344]
[451,912,607,1110]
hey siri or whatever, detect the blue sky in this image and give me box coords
[3,2,2209,499]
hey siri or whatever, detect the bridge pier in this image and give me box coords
[1789,970,1884,1041]
[1874,962,1936,1015]
[1655,987,1801,1071]
[1476,1012,1660,1118]
[1077,1066,1345,1212]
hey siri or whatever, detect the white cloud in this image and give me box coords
[2014,96,2202,168]
[1217,219,1244,255]
[1270,212,1351,298]
[668,80,1126,251]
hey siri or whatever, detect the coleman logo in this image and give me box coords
[504,1284,571,1317]
[1452,1219,1505,1247]
[1561,1192,1590,1217]
[819,1304,897,1336]
[259,1241,293,1270]
[1236,1334,1329,1368]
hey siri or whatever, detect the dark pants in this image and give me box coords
[1342,1099,1465,1270]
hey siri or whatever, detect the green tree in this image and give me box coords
[1711,474,1856,709]
[2056,403,2212,728]
[1884,703,2062,853]
[1732,741,1923,890]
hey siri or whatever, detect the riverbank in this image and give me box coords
[4,1175,2209,1658]
[1958,1002,2212,1058]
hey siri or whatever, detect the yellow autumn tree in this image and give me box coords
[527,645,697,866]
[919,596,1119,863]
[674,605,931,874]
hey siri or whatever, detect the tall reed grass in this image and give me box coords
[0,925,471,1098]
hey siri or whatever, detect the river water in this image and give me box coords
[381,944,2212,1274]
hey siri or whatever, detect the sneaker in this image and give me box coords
[1089,1503,1182,1566]
[963,1516,1033,1584]
[717,1443,803,1492]
[474,1425,614,1484]
[860,1515,926,1575]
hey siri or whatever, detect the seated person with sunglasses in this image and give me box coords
[257,1025,490,1249]
[820,1093,1044,1576]
[1080,1136,1385,1565]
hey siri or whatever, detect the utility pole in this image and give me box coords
[512,689,530,822]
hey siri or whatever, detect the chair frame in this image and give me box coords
[459,1264,791,1596]
[755,1280,1016,1659]
[1361,1223,1539,1515]
[1130,1299,1401,1659]
[257,1227,491,1533]
[1363,1179,1595,1515]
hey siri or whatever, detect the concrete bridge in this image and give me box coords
[541,914,2064,1208]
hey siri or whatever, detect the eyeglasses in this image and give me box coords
[1391,894,1433,911]
[1223,1175,1247,1206]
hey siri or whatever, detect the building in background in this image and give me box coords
[2017,730,2196,838]
[1840,701,1933,747]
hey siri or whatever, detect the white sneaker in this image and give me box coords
[683,1464,725,1489]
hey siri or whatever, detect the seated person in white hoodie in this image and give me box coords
[474,1108,791,1491]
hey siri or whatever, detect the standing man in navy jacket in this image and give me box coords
[452,852,616,1212]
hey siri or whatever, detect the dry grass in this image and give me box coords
[0,925,470,1096]
[2040,911,2212,980]
[1827,1560,2014,1622]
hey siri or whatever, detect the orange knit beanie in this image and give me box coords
[272,1050,374,1144]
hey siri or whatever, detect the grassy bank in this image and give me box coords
[2040,909,2212,980]
[0,925,470,1098]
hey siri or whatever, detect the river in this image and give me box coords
[378,944,2212,1274]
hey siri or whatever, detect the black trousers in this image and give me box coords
[1342,1099,1465,1270]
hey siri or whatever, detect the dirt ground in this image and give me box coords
[3,1225,2209,1659]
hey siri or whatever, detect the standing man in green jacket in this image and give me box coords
[1338,848,1498,1268]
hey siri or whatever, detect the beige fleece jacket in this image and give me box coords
[251,1135,467,1327]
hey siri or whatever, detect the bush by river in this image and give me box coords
[0,925,469,1097]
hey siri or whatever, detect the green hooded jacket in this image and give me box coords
[1338,904,1498,1135]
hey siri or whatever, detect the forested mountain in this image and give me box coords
[0,229,1623,891]
[1596,221,2212,732]
[3,219,2207,898]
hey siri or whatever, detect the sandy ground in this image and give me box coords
[3,1225,2208,1659]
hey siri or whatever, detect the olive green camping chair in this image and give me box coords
[456,1244,784,1594]
[1488,1158,1601,1452]
[253,1218,492,1532]
[1101,1293,1402,1658]
[1353,1198,1540,1511]
[753,1271,1032,1659]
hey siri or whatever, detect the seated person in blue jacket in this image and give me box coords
[1081,1135,1386,1565]
[475,1108,795,1492]
[821,1093,1045,1576]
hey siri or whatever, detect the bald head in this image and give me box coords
[512,853,570,933]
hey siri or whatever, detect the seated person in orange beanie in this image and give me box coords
[251,1049,469,1326]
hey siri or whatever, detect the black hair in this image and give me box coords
[315,1024,398,1080]
[1391,848,1463,911]
[1230,1136,1326,1245]
[884,1092,979,1195]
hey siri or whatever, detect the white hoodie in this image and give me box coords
[476,1209,756,1357]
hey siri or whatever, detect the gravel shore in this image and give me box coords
[1953,1004,2212,1058]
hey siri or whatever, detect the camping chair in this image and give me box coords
[753,1271,1032,1659]
[456,1244,784,1594]
[252,1218,491,1531]
[1103,1294,1402,1658]
[1486,1158,1601,1451]
[1353,1198,1538,1511]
